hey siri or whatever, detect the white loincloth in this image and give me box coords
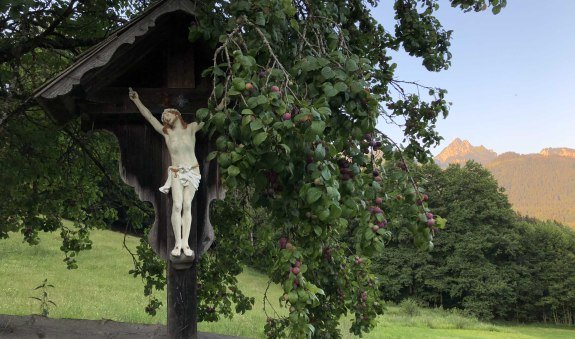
[159,164,201,194]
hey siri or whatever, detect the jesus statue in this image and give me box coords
[129,88,203,258]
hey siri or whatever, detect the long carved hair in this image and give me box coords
[162,108,188,134]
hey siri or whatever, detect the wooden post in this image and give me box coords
[167,263,198,338]
[167,189,199,338]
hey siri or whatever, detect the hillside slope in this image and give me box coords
[486,153,575,227]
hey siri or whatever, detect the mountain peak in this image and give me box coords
[451,138,471,146]
[434,138,498,168]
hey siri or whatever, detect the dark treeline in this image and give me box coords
[375,161,575,324]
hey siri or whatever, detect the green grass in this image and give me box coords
[0,226,163,324]
[361,306,575,339]
[1,228,574,338]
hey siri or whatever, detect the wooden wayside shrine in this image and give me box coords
[34,1,221,338]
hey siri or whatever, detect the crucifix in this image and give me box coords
[129,87,203,259]
[33,1,222,338]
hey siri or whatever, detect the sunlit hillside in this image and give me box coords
[435,141,575,227]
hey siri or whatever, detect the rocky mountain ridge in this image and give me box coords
[539,147,575,159]
[434,139,575,227]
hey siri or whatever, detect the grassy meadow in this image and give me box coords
[1,228,574,338]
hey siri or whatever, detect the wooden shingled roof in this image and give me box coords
[34,0,198,123]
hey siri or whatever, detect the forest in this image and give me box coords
[377,162,575,325]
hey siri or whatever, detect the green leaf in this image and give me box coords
[196,108,209,120]
[227,165,240,177]
[230,151,243,162]
[317,107,331,117]
[365,228,375,240]
[280,144,290,154]
[188,27,202,42]
[206,151,218,162]
[345,59,359,72]
[436,216,447,229]
[314,144,325,160]
[283,279,293,293]
[289,18,299,31]
[334,82,348,93]
[326,187,340,200]
[253,132,268,146]
[250,119,264,131]
[232,78,245,91]
[256,95,268,105]
[322,83,338,97]
[247,97,259,108]
[306,187,322,204]
[215,84,224,98]
[255,12,266,26]
[288,291,298,304]
[321,66,335,79]
[318,209,330,221]
[212,112,226,127]
[310,121,326,135]
[219,153,232,168]
[329,204,342,218]
[321,168,331,180]
[228,89,241,96]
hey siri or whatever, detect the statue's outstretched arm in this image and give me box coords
[129,88,164,134]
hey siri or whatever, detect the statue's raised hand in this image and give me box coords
[128,87,139,101]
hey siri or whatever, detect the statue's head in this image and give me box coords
[161,108,187,133]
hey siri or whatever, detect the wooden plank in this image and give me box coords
[166,38,196,88]
[91,122,170,259]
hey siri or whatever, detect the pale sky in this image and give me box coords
[371,0,575,155]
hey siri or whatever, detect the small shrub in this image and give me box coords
[399,298,422,317]
[30,279,56,317]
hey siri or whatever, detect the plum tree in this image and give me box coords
[0,0,505,337]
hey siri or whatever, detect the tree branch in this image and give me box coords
[40,0,79,39]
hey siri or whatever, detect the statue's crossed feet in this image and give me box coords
[170,244,194,258]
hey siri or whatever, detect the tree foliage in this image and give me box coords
[376,161,575,325]
[0,0,506,337]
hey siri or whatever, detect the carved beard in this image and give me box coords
[161,114,174,134]
[163,119,174,128]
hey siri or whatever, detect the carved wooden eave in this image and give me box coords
[33,0,220,261]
